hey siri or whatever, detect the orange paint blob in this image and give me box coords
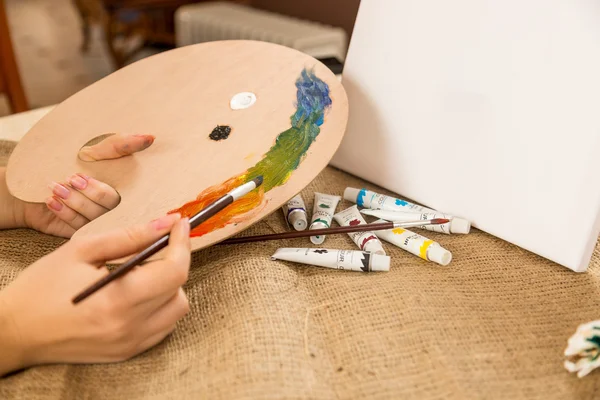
[168,175,266,237]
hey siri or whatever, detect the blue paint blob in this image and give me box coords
[292,68,332,131]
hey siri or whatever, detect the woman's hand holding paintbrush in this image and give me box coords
[0,213,191,375]
[72,176,264,304]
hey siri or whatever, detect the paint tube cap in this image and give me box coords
[363,239,387,256]
[371,254,391,271]
[309,221,328,244]
[343,187,361,204]
[449,218,471,234]
[428,245,452,266]
[310,235,326,245]
[288,210,308,231]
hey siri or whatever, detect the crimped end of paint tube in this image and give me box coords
[449,218,471,234]
[343,187,360,203]
[428,246,452,266]
[371,254,391,272]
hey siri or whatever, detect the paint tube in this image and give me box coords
[333,205,387,255]
[309,193,341,245]
[372,219,452,266]
[344,187,470,234]
[282,194,308,231]
[271,248,390,272]
[360,209,462,235]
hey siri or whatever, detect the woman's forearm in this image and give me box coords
[0,295,28,376]
[0,167,26,230]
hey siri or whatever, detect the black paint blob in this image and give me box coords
[209,125,232,141]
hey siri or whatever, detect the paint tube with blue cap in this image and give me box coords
[343,187,471,234]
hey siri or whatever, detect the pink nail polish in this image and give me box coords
[69,175,88,190]
[151,214,180,230]
[135,135,155,150]
[45,197,63,211]
[76,173,91,181]
[49,182,70,199]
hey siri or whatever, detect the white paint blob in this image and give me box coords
[230,92,257,110]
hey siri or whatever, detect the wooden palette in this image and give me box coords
[6,40,348,259]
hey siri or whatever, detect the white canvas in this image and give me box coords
[331,0,600,272]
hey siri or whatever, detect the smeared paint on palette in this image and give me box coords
[170,68,332,237]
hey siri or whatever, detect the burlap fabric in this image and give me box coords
[0,139,599,400]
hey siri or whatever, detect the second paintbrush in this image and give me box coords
[218,218,449,245]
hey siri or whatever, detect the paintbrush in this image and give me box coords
[218,218,450,245]
[72,175,264,304]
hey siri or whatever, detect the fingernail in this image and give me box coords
[76,172,91,180]
[69,174,88,190]
[151,213,180,230]
[49,182,70,199]
[136,135,155,149]
[45,196,63,211]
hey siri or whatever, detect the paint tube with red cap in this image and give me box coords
[333,205,387,256]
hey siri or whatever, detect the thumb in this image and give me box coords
[78,134,155,161]
[73,213,182,263]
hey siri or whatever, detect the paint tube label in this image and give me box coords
[309,193,341,243]
[311,194,340,228]
[282,194,308,231]
[271,248,390,272]
[358,188,430,213]
[333,205,386,255]
[337,250,373,272]
[373,220,452,266]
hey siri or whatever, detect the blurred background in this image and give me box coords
[0,0,360,117]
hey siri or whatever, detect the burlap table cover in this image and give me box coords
[0,139,599,399]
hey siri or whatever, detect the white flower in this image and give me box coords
[564,320,600,378]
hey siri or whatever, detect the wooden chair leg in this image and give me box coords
[103,10,125,69]
[72,0,90,52]
[0,0,28,113]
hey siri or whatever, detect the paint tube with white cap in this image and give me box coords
[344,187,470,234]
[309,193,341,245]
[360,209,461,235]
[282,194,308,231]
[271,248,390,272]
[333,205,387,256]
[372,219,452,266]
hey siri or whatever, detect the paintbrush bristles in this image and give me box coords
[252,175,264,187]
[431,218,450,224]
